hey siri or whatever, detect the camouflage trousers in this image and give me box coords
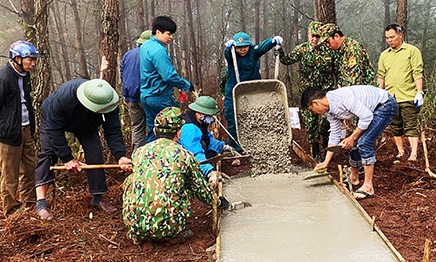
[302,109,330,146]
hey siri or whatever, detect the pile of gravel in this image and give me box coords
[236,96,294,176]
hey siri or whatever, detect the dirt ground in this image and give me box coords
[1,126,436,261]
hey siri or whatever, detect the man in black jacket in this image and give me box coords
[34,78,132,221]
[0,41,39,216]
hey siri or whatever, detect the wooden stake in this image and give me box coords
[212,193,218,237]
[215,160,223,262]
[423,238,431,262]
[338,165,343,185]
[421,128,436,178]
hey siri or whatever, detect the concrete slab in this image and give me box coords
[220,171,399,262]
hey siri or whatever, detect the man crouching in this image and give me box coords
[122,107,229,244]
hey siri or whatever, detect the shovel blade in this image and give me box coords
[303,173,329,180]
[326,145,342,153]
[199,151,231,165]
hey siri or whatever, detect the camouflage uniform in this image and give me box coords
[279,21,334,150]
[332,37,376,87]
[319,23,377,140]
[319,23,376,87]
[122,107,215,241]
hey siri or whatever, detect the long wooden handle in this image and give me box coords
[50,164,122,171]
[231,46,241,83]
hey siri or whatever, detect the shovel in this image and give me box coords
[199,151,232,165]
[326,145,343,153]
[303,167,330,180]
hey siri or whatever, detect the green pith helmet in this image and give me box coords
[308,21,323,36]
[319,23,340,43]
[154,107,184,133]
[188,96,220,116]
[233,32,253,47]
[76,79,119,114]
[136,30,152,45]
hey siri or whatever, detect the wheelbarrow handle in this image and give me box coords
[231,46,241,83]
[274,44,281,80]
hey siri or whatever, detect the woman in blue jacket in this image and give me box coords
[179,96,235,188]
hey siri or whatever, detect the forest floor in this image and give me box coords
[1,127,436,261]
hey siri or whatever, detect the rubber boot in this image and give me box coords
[311,143,321,162]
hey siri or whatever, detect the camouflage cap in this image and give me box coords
[308,21,323,36]
[319,23,340,43]
[154,107,184,134]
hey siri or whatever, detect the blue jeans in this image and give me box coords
[224,96,241,152]
[349,95,398,167]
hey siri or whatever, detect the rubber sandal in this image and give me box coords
[353,189,373,200]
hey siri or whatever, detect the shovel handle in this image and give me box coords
[50,164,122,171]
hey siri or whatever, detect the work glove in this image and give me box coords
[274,47,284,57]
[218,196,230,210]
[414,91,424,108]
[225,40,235,49]
[207,171,219,189]
[222,144,236,156]
[272,36,283,45]
[189,81,195,92]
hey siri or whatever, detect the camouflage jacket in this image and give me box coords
[333,37,376,87]
[280,42,335,91]
[122,138,214,240]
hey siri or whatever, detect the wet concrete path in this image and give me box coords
[219,171,399,262]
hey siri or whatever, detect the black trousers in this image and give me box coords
[35,119,108,195]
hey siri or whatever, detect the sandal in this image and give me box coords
[353,189,374,200]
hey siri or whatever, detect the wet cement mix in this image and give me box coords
[1,126,436,261]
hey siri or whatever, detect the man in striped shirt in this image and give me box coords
[301,86,397,199]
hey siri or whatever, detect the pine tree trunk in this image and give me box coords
[100,0,119,87]
[33,0,51,151]
[318,0,336,24]
[396,0,408,36]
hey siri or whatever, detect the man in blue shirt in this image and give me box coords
[140,16,193,143]
[301,86,397,199]
[120,30,151,153]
